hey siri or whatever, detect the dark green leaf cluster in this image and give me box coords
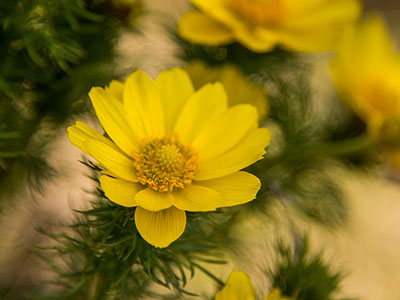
[270,236,353,300]
[0,0,119,200]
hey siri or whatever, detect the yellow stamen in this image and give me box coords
[133,134,198,193]
[227,0,286,27]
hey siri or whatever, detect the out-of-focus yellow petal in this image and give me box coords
[193,104,258,161]
[191,0,243,30]
[331,15,400,136]
[178,10,234,46]
[235,27,278,53]
[196,171,260,207]
[123,70,164,138]
[179,0,361,53]
[85,139,138,182]
[100,175,142,207]
[284,0,361,30]
[89,87,140,155]
[134,206,186,248]
[191,0,280,52]
[135,188,173,211]
[184,62,268,119]
[215,270,256,300]
[174,83,228,143]
[171,184,222,212]
[195,128,271,180]
[154,68,195,132]
[274,0,360,52]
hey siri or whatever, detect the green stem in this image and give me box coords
[89,272,109,300]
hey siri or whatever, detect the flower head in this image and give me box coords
[215,270,292,300]
[330,15,400,137]
[68,68,271,248]
[178,0,361,53]
[185,61,268,120]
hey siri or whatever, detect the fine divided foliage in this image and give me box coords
[35,161,229,299]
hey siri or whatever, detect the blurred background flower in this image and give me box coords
[178,0,361,52]
[330,15,400,167]
[331,15,400,137]
[184,61,268,120]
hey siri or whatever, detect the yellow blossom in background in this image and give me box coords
[67,68,271,248]
[215,270,292,300]
[330,15,400,137]
[178,0,361,53]
[185,61,268,120]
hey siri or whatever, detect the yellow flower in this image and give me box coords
[215,270,292,300]
[330,15,400,137]
[178,0,361,53]
[67,68,271,248]
[184,61,268,120]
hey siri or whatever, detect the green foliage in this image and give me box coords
[0,0,119,199]
[249,58,376,227]
[270,236,351,300]
[34,161,229,299]
[177,35,297,76]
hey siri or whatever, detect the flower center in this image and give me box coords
[227,0,286,27]
[133,134,198,193]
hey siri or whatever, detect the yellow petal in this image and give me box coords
[195,128,271,180]
[89,87,139,155]
[330,15,400,134]
[215,270,256,300]
[284,0,361,30]
[123,70,164,138]
[171,184,222,212]
[85,139,138,182]
[178,10,234,45]
[184,62,269,120]
[67,121,118,154]
[276,0,361,52]
[272,29,336,52]
[100,175,142,207]
[135,188,173,211]
[174,82,228,143]
[196,171,260,207]
[191,0,243,30]
[191,0,278,52]
[104,80,124,101]
[134,206,186,248]
[193,104,258,161]
[235,27,278,53]
[154,68,195,132]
